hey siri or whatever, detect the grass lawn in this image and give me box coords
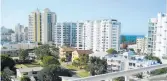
[64,64,79,70]
[15,61,41,68]
[24,62,41,67]
[76,70,90,78]
[15,64,27,68]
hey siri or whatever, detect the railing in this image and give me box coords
[71,64,167,81]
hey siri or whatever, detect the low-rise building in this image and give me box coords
[89,52,108,59]
[72,50,93,62]
[16,67,43,80]
[59,46,76,61]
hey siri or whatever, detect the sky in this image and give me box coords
[1,0,166,35]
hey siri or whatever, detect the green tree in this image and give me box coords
[129,48,135,51]
[60,57,66,62]
[151,68,167,75]
[42,56,60,67]
[145,55,162,64]
[20,76,31,81]
[88,57,107,76]
[19,49,29,60]
[38,65,72,81]
[1,55,15,71]
[135,73,143,79]
[3,67,14,76]
[114,77,125,81]
[1,72,11,81]
[34,44,59,60]
[106,48,117,54]
[72,54,89,69]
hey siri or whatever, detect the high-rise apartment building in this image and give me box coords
[147,18,157,55]
[54,19,121,52]
[54,22,78,47]
[28,9,42,42]
[24,27,28,41]
[83,19,121,52]
[42,8,56,44]
[28,8,56,44]
[154,13,167,58]
[14,23,25,42]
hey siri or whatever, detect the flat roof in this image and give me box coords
[17,67,43,72]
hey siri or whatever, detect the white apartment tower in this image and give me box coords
[54,19,121,52]
[54,22,78,47]
[154,13,167,58]
[83,19,121,52]
[147,18,157,55]
[42,8,56,44]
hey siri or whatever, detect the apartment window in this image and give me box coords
[129,63,132,66]
[133,63,135,67]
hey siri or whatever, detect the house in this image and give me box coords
[59,46,76,61]
[16,67,43,80]
[72,50,93,62]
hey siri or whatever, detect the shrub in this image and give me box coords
[61,57,66,62]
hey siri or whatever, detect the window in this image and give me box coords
[129,63,132,66]
[32,71,37,74]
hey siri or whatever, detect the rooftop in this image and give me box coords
[76,50,93,54]
[17,67,43,72]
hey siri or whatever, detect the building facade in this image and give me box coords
[154,13,167,58]
[54,19,121,52]
[28,9,42,43]
[136,37,147,54]
[147,18,157,55]
[14,23,25,42]
[54,22,78,47]
[42,8,56,44]
[28,8,56,44]
[83,19,121,52]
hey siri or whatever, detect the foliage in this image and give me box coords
[42,56,60,67]
[34,44,59,60]
[19,49,29,60]
[38,65,72,81]
[38,42,42,45]
[3,67,14,76]
[106,48,117,54]
[20,76,31,81]
[87,57,107,76]
[129,48,134,51]
[76,70,90,77]
[61,57,66,62]
[1,55,15,71]
[145,55,162,64]
[114,77,125,81]
[72,54,89,69]
[1,72,11,81]
[150,68,167,75]
[135,73,143,79]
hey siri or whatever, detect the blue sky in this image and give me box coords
[1,0,166,35]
